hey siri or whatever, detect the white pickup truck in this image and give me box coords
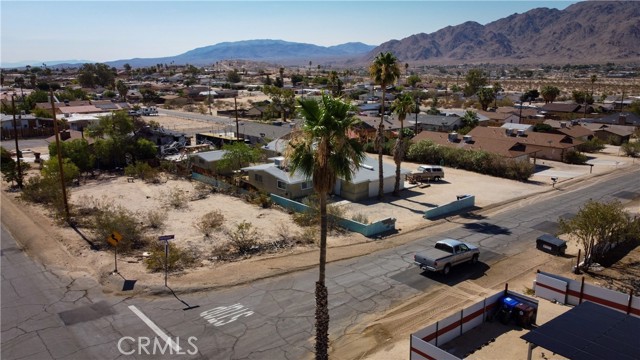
[414,239,480,275]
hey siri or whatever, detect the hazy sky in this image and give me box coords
[1,1,579,66]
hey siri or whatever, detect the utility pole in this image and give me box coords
[10,95,23,188]
[234,96,240,140]
[49,88,70,222]
[208,78,212,115]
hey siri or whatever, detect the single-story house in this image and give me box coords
[409,114,463,133]
[468,127,582,162]
[411,130,539,163]
[241,155,411,201]
[542,120,595,141]
[189,150,233,176]
[588,112,640,127]
[61,113,105,131]
[477,110,521,125]
[580,123,634,145]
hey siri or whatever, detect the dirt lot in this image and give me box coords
[2,112,639,360]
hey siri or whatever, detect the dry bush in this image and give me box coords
[89,199,148,253]
[194,210,225,237]
[226,221,260,254]
[351,212,369,224]
[144,242,198,272]
[145,209,168,231]
[162,187,189,209]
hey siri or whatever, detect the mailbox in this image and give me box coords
[536,234,567,255]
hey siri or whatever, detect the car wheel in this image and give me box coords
[471,254,479,264]
[442,264,451,275]
[434,176,441,182]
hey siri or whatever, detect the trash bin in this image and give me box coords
[497,296,519,324]
[536,234,567,255]
[515,303,535,328]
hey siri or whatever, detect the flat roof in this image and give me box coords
[521,301,640,360]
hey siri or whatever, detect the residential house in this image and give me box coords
[542,120,595,141]
[468,127,582,162]
[588,112,640,127]
[581,123,634,145]
[135,126,190,148]
[539,103,581,119]
[241,155,411,201]
[411,130,538,163]
[477,110,521,125]
[189,150,234,176]
[409,114,463,133]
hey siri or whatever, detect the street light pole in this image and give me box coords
[10,95,23,188]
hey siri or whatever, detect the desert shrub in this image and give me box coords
[124,162,159,181]
[292,197,346,231]
[578,138,606,153]
[255,192,272,208]
[162,187,189,209]
[145,209,168,230]
[194,210,225,237]
[351,212,369,224]
[300,227,319,246]
[226,221,259,254]
[144,242,197,272]
[621,141,640,157]
[90,201,147,252]
[21,175,69,218]
[192,182,213,200]
[564,149,588,164]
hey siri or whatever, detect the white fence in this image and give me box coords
[534,270,640,317]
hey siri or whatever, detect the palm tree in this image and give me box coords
[391,93,415,196]
[590,74,597,97]
[287,95,365,360]
[369,52,400,199]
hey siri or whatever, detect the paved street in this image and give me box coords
[2,168,639,359]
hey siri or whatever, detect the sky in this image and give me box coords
[1,0,580,67]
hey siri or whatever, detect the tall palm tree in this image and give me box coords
[287,95,365,360]
[369,52,400,199]
[391,93,415,196]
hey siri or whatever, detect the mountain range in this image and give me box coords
[368,1,640,64]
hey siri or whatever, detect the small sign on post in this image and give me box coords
[107,231,123,273]
[158,235,175,287]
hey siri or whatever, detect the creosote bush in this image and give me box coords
[146,209,168,231]
[124,162,159,182]
[195,210,225,237]
[226,221,259,254]
[163,187,189,209]
[145,242,198,272]
[90,200,148,252]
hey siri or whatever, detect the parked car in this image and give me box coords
[414,238,480,275]
[406,165,445,184]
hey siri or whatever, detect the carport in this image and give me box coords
[521,301,640,360]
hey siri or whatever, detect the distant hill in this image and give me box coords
[104,39,376,68]
[366,1,640,64]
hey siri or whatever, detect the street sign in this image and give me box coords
[158,235,175,241]
[107,231,123,247]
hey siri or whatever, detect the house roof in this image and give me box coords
[543,120,594,138]
[412,114,462,127]
[521,301,640,360]
[591,112,640,126]
[45,130,94,144]
[349,156,411,184]
[59,105,103,114]
[500,123,532,131]
[581,123,635,137]
[411,130,538,159]
[190,150,228,162]
[540,103,581,113]
[241,162,309,184]
[468,126,582,149]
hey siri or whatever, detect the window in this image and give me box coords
[254,174,263,183]
[277,180,287,190]
[301,181,312,190]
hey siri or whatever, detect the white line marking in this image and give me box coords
[128,305,181,352]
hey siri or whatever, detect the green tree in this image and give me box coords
[369,52,401,199]
[216,142,262,171]
[41,158,80,186]
[540,85,561,104]
[492,82,502,108]
[559,200,635,267]
[226,69,241,83]
[78,63,115,88]
[286,95,365,360]
[406,74,421,88]
[0,147,22,186]
[391,93,415,196]
[328,71,343,97]
[263,85,296,122]
[116,80,128,102]
[476,87,496,111]
[463,69,487,97]
[48,139,95,174]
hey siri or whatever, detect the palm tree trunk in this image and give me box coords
[378,89,385,200]
[315,192,329,360]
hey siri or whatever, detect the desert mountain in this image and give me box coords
[105,40,375,68]
[367,1,640,64]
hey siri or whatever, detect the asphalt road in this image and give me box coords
[2,168,639,359]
